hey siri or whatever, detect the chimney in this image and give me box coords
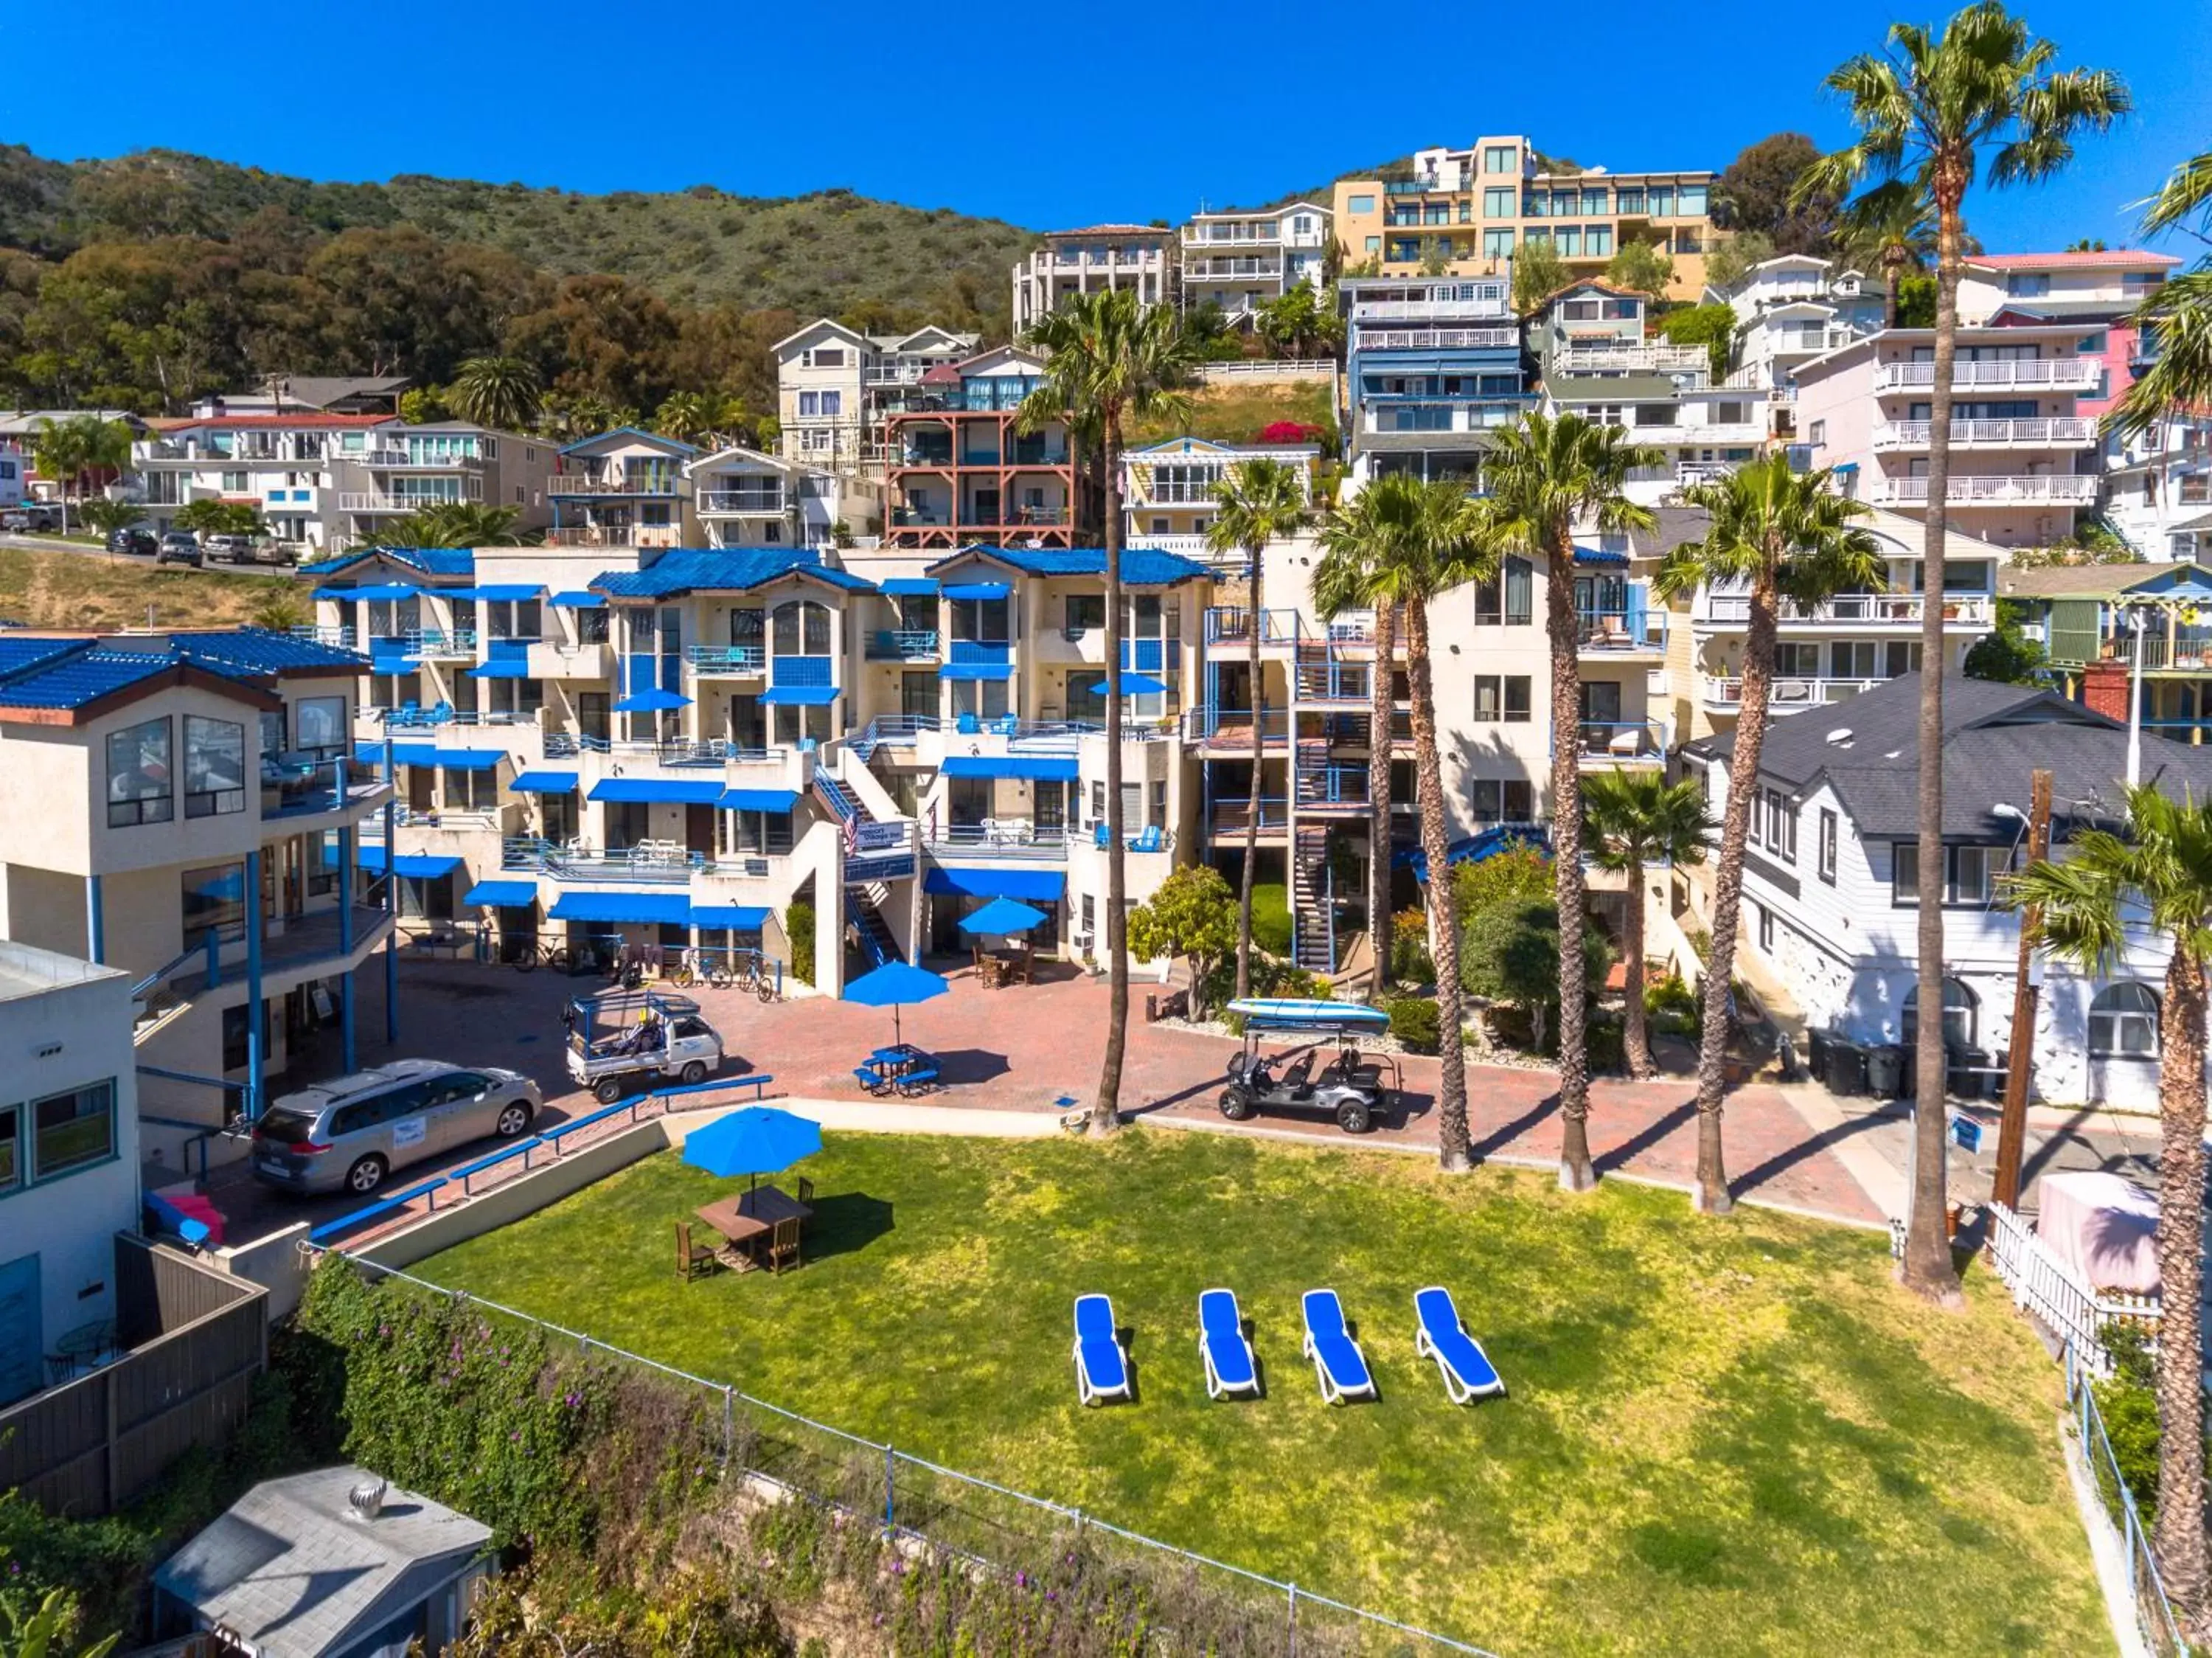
[2081,659,2130,724]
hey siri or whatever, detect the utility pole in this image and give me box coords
[1992,766,2053,1210]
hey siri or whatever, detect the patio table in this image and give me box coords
[696,1184,814,1266]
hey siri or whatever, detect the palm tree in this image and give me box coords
[1315,476,1494,1170]
[2109,147,2212,445]
[383,502,539,549]
[2003,784,2212,1629]
[30,415,131,534]
[251,588,309,632]
[653,391,714,445]
[1797,1,2126,1299]
[1837,181,1938,327]
[1019,289,1199,1134]
[1475,413,1662,1191]
[1582,772,1713,1081]
[448,356,543,432]
[1206,458,1314,999]
[1654,458,1883,1206]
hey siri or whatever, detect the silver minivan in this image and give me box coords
[250,1059,543,1197]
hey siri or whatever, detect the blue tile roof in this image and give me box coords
[0,637,93,679]
[924,545,1211,587]
[294,547,478,580]
[167,628,370,673]
[0,650,182,709]
[591,548,876,600]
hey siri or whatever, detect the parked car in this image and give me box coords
[203,533,257,563]
[563,989,726,1103]
[1,506,57,533]
[156,530,203,566]
[250,1059,543,1196]
[106,524,158,557]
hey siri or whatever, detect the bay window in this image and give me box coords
[184,715,246,817]
[106,716,173,827]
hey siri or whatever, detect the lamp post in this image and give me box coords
[1992,769,2052,1211]
[2125,604,2147,788]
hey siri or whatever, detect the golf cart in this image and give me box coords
[1219,999,1399,1134]
[563,987,726,1103]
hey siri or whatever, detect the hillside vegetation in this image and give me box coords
[0,545,296,630]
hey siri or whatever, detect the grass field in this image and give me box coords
[1127,380,1338,448]
[414,1129,2108,1658]
[0,546,297,629]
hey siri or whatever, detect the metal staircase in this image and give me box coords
[846,881,900,968]
[1290,825,1335,974]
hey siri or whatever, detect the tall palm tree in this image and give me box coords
[1837,181,1938,327]
[1019,290,1198,1134]
[1654,458,1884,1207]
[1475,414,1662,1191]
[448,356,543,432]
[2109,146,2212,445]
[1206,458,1314,998]
[30,415,131,533]
[1315,476,1493,1171]
[2004,784,2212,1630]
[1582,772,1713,1081]
[384,502,539,549]
[1797,1,2126,1299]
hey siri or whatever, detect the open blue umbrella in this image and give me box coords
[683,1106,821,1195]
[957,897,1048,937]
[843,959,949,1046]
[1092,673,1169,697]
[613,687,692,713]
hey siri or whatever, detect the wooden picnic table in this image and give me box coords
[695,1184,814,1258]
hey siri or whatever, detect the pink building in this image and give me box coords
[1958,249,2180,420]
[1794,325,2101,548]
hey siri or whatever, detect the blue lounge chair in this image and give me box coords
[1197,1288,1259,1400]
[956,712,981,735]
[1072,1294,1131,1406]
[1300,1289,1375,1404]
[1413,1287,1504,1403]
[1130,824,1164,854]
[1093,822,1111,849]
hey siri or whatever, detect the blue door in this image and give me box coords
[0,1254,42,1406]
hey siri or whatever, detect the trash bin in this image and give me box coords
[1807,1026,1834,1080]
[1824,1038,1868,1097]
[1865,1043,1907,1100]
[1947,1044,1994,1101]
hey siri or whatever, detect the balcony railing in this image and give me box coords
[1295,767,1369,807]
[545,524,684,548]
[1871,359,2103,392]
[1697,592,1994,628]
[1181,226,1287,248]
[338,492,477,513]
[1767,327,1860,356]
[866,629,939,660]
[406,628,476,659]
[1556,343,1711,373]
[1349,298,1511,323]
[293,625,356,649]
[361,448,479,468]
[1579,608,1668,652]
[1355,327,1521,351]
[1573,720,1670,765]
[1184,705,1291,743]
[924,822,1071,860]
[684,644,767,674]
[1208,798,1291,834]
[1701,673,1885,711]
[698,490,787,514]
[1186,257,1285,279]
[2048,631,2212,672]
[502,839,705,884]
[548,472,684,495]
[1870,417,2098,450]
[1866,475,2098,506]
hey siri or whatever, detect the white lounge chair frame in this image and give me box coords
[1072,1294,1133,1406]
[1198,1288,1259,1401]
[1414,1285,1506,1404]
[1301,1288,1377,1404]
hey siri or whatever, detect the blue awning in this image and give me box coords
[357,847,464,879]
[759,684,840,705]
[467,659,529,679]
[551,591,607,608]
[348,583,421,600]
[588,778,726,805]
[435,748,504,772]
[925,867,1065,901]
[547,890,694,926]
[313,586,361,600]
[720,788,799,811]
[942,755,1079,782]
[463,878,540,909]
[357,741,440,769]
[509,769,579,794]
[690,903,771,929]
[939,663,1014,682]
[879,577,940,595]
[942,581,1012,600]
[471,583,544,601]
[1573,546,1628,566]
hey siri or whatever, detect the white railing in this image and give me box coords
[545,524,684,548]
[1767,326,1859,356]
[1701,673,1885,710]
[1983,1199,2159,1378]
[548,473,684,496]
[1871,417,2098,450]
[1186,257,1284,279]
[1181,226,1286,248]
[1868,474,2099,506]
[1637,422,1766,447]
[1126,533,1217,561]
[360,449,478,468]
[1349,299,1511,323]
[1556,343,1710,373]
[1871,358,2103,392]
[1697,592,1995,627]
[1357,327,1520,351]
[697,490,787,514]
[338,492,475,513]
[1192,360,1336,384]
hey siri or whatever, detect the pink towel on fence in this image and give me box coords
[2035,1170,2160,1295]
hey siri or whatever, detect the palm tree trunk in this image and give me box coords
[2152,948,2209,1626]
[1405,600,1470,1172]
[1902,178,1966,1304]
[1693,568,1781,1214]
[1546,538,1595,1190]
[1093,426,1130,1134]
[1236,549,1262,1000]
[1368,606,1396,991]
[1622,850,1654,1081]
[1882,249,1904,330]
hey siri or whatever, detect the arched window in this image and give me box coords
[771,600,830,658]
[1902,978,1977,1049]
[2089,982,2160,1058]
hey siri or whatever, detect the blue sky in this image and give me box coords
[8,0,2207,256]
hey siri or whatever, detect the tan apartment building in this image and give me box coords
[1332,135,1722,302]
[1012,226,1172,333]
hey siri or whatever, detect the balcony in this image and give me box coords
[923,822,1071,861]
[1556,343,1711,374]
[1631,421,1767,448]
[1870,417,2098,451]
[1349,298,1512,324]
[685,643,768,676]
[1865,474,2098,507]
[1700,673,1885,712]
[1573,720,1669,767]
[1186,256,1286,280]
[1697,592,1994,628]
[1295,766,1369,809]
[1871,359,2102,393]
[1579,606,1668,654]
[164,903,396,1001]
[406,628,476,660]
[292,625,355,649]
[546,524,683,548]
[698,488,787,515]
[526,639,615,680]
[1208,798,1291,836]
[547,472,684,496]
[1127,533,1217,563]
[2047,631,2212,672]
[1768,326,1860,357]
[1181,226,1286,249]
[360,448,478,469]
[503,839,704,884]
[338,493,478,514]
[1355,327,1521,352]
[866,629,939,661]
[1361,399,1533,436]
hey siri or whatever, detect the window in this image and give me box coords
[221,470,248,493]
[1774,642,1823,679]
[2089,982,2160,1058]
[1586,225,1613,257]
[106,716,173,827]
[1818,809,1837,884]
[1892,841,1917,902]
[1065,594,1105,634]
[1484,146,1514,173]
[1347,194,1377,215]
[1473,676,1502,721]
[1503,676,1531,721]
[1483,229,1514,259]
[1555,226,1582,257]
[1808,419,1826,446]
[0,1103,15,1193]
[1503,557,1532,624]
[1363,235,1382,254]
[1483,187,1514,219]
[1902,979,1977,1049]
[1756,904,1775,952]
[2006,273,2051,298]
[1647,185,1675,218]
[1678,184,1709,217]
[31,1081,114,1179]
[1764,788,1797,862]
[1615,187,1646,215]
[184,716,246,818]
[1894,842,2012,905]
[183,862,245,948]
[1470,779,1535,824]
[805,347,846,368]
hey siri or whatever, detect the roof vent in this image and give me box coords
[1825,726,1853,746]
[348,1477,388,1521]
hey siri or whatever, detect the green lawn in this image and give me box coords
[415,1130,2107,1657]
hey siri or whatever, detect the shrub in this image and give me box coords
[1646,970,1701,1038]
[785,901,815,986]
[1390,906,1434,985]
[1588,1016,1626,1074]
[1251,882,1293,956]
[1450,844,1552,923]
[1387,996,1441,1054]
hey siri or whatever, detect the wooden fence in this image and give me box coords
[1983,1199,2160,1376]
[0,1236,268,1516]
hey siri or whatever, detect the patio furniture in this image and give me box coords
[765,1215,802,1274]
[974,949,1006,988]
[1072,1294,1132,1406]
[797,1176,815,1205]
[1606,727,1644,758]
[1198,1289,1259,1400]
[1301,1289,1375,1404]
[675,1221,716,1282]
[1130,825,1164,854]
[1413,1286,1505,1404]
[696,1184,814,1272]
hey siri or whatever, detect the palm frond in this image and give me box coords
[2136,149,2212,237]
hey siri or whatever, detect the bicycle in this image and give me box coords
[511,938,571,974]
[731,952,776,1003]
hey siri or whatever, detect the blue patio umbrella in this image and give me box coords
[956,897,1048,937]
[842,959,949,1047]
[613,687,692,713]
[682,1105,822,1195]
[1091,673,1169,697]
